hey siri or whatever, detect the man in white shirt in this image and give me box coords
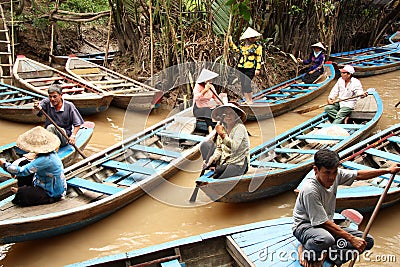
[324,65,368,124]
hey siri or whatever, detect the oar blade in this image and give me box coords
[295,104,323,114]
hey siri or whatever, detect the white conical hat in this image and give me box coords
[240,27,262,40]
[211,102,247,123]
[16,126,60,154]
[196,69,219,83]
[311,42,325,50]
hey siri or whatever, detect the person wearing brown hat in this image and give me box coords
[325,65,368,124]
[297,42,326,84]
[199,103,249,179]
[229,27,263,104]
[0,126,66,206]
[33,84,84,147]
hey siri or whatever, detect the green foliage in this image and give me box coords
[32,17,49,30]
[227,0,251,22]
[59,0,109,13]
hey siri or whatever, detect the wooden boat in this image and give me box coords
[50,51,116,66]
[65,56,162,110]
[0,109,213,243]
[12,55,114,116]
[0,5,12,83]
[65,211,360,267]
[0,82,47,123]
[338,50,400,77]
[329,44,399,63]
[195,90,382,203]
[0,121,95,198]
[239,62,335,121]
[297,123,400,213]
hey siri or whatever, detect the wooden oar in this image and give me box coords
[348,171,399,267]
[39,108,87,159]
[295,94,365,114]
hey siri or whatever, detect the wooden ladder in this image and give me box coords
[0,4,13,83]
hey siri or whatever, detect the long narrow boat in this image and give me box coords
[195,90,382,203]
[0,121,95,198]
[297,123,400,213]
[12,55,114,116]
[65,56,162,110]
[50,51,116,66]
[338,50,400,77]
[66,211,359,267]
[0,109,213,243]
[0,82,47,123]
[239,62,335,121]
[0,4,12,83]
[329,43,399,63]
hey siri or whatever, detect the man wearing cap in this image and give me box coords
[200,103,250,179]
[0,126,66,206]
[193,69,223,132]
[33,84,84,147]
[324,65,368,124]
[229,27,263,104]
[297,42,326,84]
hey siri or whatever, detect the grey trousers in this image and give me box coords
[324,103,353,124]
[293,222,374,266]
[46,124,68,147]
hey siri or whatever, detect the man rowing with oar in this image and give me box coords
[33,84,84,147]
[293,149,400,267]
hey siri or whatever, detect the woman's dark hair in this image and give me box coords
[314,149,340,170]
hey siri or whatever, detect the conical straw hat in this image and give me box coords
[311,42,325,50]
[196,69,219,83]
[212,102,247,123]
[16,126,60,154]
[240,27,262,40]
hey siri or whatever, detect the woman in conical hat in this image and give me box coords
[228,27,263,104]
[193,68,223,131]
[0,126,66,206]
[199,103,250,179]
[297,41,326,84]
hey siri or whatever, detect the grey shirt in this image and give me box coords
[293,168,357,230]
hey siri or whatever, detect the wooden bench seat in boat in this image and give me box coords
[250,160,295,169]
[160,259,185,267]
[388,136,400,144]
[117,159,168,186]
[0,90,19,96]
[102,160,156,175]
[265,93,290,98]
[71,67,101,75]
[341,161,400,184]
[62,88,85,94]
[36,83,76,91]
[290,83,322,87]
[0,96,33,103]
[156,131,206,143]
[67,177,123,195]
[131,144,182,158]
[18,70,54,79]
[280,88,313,93]
[24,76,63,83]
[316,123,362,129]
[363,148,400,163]
[295,134,347,141]
[274,148,318,154]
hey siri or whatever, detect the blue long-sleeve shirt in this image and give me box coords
[3,152,66,198]
[303,52,325,74]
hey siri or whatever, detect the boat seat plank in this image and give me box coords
[131,144,182,158]
[0,195,15,209]
[226,236,255,267]
[71,68,101,75]
[79,73,106,78]
[90,79,125,84]
[157,131,206,143]
[118,159,167,186]
[36,83,76,90]
[364,148,400,163]
[160,259,183,267]
[290,83,321,87]
[317,123,362,129]
[24,76,63,83]
[388,136,400,144]
[274,148,318,154]
[250,160,295,169]
[253,99,275,103]
[0,178,17,188]
[98,83,137,89]
[102,160,156,175]
[341,161,400,183]
[265,93,290,98]
[103,170,132,183]
[0,96,33,103]
[0,90,19,96]
[67,177,123,195]
[280,89,312,93]
[296,134,347,141]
